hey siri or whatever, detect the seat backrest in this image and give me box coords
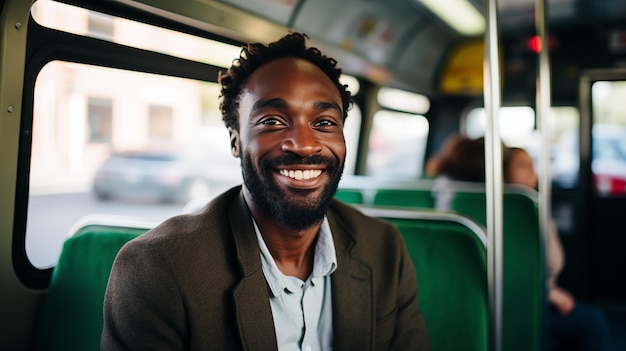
[372,188,434,208]
[450,190,545,351]
[337,175,439,206]
[31,216,154,351]
[359,207,488,351]
[334,188,364,204]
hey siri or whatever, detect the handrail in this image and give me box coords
[483,0,504,349]
[356,206,488,247]
[66,214,159,238]
[339,176,538,199]
[535,0,551,347]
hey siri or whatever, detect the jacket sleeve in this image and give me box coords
[101,240,188,350]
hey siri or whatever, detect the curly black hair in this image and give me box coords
[218,32,352,131]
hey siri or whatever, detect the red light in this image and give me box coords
[527,35,556,53]
[528,36,542,53]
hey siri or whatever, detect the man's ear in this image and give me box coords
[228,127,240,158]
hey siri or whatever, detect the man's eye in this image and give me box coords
[260,117,283,125]
[315,119,337,127]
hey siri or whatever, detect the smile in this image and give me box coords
[279,169,323,180]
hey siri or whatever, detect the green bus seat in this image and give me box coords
[450,190,545,351]
[31,217,153,351]
[372,188,435,208]
[359,207,488,351]
[334,188,364,204]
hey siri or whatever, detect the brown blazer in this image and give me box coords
[102,186,429,350]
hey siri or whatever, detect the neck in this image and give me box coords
[244,189,322,280]
[264,228,319,280]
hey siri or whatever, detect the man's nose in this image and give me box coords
[280,123,323,157]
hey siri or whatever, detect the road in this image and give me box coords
[25,192,196,269]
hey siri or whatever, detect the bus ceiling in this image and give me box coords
[94,0,626,94]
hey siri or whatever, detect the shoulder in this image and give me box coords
[108,186,247,300]
[121,186,243,256]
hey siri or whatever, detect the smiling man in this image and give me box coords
[102,32,429,350]
[234,56,345,235]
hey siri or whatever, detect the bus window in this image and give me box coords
[339,75,361,175]
[465,106,535,146]
[591,81,626,196]
[465,106,581,188]
[549,107,580,189]
[367,110,429,178]
[376,86,430,114]
[26,0,247,270]
[367,88,430,178]
[343,103,362,175]
[28,61,242,269]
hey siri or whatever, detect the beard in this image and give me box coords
[240,145,344,231]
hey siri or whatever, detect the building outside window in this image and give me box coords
[148,104,173,142]
[87,97,113,143]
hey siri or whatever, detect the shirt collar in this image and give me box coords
[254,217,338,297]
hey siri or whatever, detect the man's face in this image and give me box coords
[229,57,346,230]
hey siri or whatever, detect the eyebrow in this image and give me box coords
[251,98,342,115]
[251,98,288,115]
[313,101,342,114]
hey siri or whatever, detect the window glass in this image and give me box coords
[148,105,174,141]
[549,107,580,189]
[366,111,429,178]
[343,104,362,175]
[465,106,535,146]
[338,75,361,174]
[377,87,430,114]
[31,0,241,68]
[87,97,113,143]
[28,61,242,269]
[591,81,626,196]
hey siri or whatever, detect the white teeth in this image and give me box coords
[280,169,322,180]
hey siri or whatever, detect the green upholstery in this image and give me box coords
[372,188,434,208]
[31,224,149,351]
[360,207,488,351]
[450,191,545,351]
[334,188,364,204]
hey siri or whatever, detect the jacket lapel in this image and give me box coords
[328,212,374,350]
[229,191,278,351]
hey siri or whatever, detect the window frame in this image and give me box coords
[14,10,227,289]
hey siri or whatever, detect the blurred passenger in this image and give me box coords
[503,147,611,351]
[433,140,611,350]
[424,133,463,178]
[435,136,485,182]
[430,136,485,209]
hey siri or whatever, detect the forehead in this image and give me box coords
[241,57,341,100]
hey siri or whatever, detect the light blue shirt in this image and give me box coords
[253,218,337,351]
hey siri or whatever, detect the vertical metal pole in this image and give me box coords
[483,0,503,350]
[536,0,551,348]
